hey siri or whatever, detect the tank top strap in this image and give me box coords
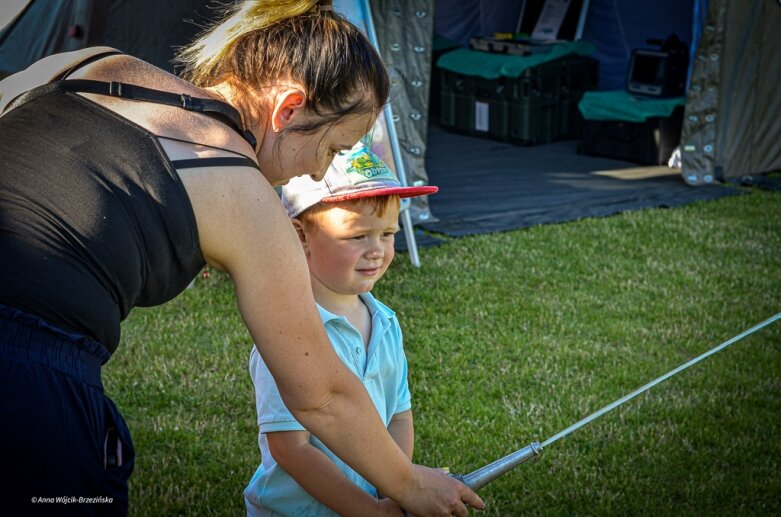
[5,79,257,150]
[57,49,125,80]
[170,156,261,171]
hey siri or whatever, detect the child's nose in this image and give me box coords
[365,240,384,258]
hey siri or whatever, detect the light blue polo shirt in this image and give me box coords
[244,292,412,517]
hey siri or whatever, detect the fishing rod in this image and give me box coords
[451,312,781,491]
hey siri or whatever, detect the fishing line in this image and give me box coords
[455,312,781,490]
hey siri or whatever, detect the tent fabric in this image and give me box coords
[578,90,686,123]
[432,0,694,92]
[435,41,594,79]
[0,0,211,77]
[372,0,437,225]
[0,0,92,77]
[89,1,212,74]
[687,0,709,90]
[420,122,740,238]
[681,0,781,185]
[580,0,693,91]
[434,0,523,48]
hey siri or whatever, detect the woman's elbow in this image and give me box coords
[273,355,360,420]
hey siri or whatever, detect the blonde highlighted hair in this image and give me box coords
[176,0,388,131]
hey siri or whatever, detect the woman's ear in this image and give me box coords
[291,218,310,255]
[271,89,306,132]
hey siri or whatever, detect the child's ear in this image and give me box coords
[271,89,306,133]
[291,218,310,255]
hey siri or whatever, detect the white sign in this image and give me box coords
[475,101,489,132]
[532,0,571,41]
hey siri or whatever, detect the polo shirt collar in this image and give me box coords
[315,292,395,324]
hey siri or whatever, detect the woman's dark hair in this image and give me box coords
[176,0,389,133]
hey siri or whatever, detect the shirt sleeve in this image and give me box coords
[249,346,306,434]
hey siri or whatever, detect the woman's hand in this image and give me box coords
[398,465,484,517]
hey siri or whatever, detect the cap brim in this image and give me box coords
[321,185,439,203]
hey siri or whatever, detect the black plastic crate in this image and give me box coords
[558,56,599,139]
[560,55,600,92]
[508,59,562,100]
[507,95,559,144]
[440,70,510,140]
[439,53,598,145]
[578,106,684,165]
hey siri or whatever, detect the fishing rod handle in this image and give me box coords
[402,442,542,515]
[456,441,543,491]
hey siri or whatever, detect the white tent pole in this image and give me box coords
[360,0,422,268]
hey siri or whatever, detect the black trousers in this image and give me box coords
[0,305,134,516]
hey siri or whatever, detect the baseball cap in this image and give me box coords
[280,141,438,218]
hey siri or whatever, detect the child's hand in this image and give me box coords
[377,497,405,516]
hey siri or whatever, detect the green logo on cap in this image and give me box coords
[346,149,396,182]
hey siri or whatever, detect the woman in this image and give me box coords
[0,1,483,515]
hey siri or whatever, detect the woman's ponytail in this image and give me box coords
[177,0,318,84]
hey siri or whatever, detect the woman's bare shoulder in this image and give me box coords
[68,50,200,96]
[0,47,121,112]
[66,51,253,157]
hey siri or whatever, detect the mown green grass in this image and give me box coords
[108,188,781,516]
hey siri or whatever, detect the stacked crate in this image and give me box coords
[506,58,563,144]
[439,72,509,141]
[576,90,686,165]
[558,54,600,139]
[438,47,598,145]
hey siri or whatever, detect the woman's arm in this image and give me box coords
[180,166,483,516]
[268,431,403,517]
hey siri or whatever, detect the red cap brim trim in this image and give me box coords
[321,186,438,203]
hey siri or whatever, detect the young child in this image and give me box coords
[244,142,438,517]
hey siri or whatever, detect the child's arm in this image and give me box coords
[388,410,414,460]
[267,430,404,517]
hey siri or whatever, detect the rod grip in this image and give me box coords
[403,442,542,516]
[457,442,543,491]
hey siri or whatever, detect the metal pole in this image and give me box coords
[360,0,421,268]
[543,311,781,447]
[452,312,781,490]
[575,0,592,40]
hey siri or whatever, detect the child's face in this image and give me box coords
[303,202,400,297]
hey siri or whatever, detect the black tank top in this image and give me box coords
[0,81,258,353]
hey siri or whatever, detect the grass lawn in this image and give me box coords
[107,187,781,515]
